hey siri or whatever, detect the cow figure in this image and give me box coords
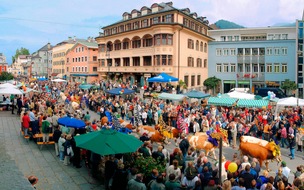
[239,136,281,170]
[187,132,229,159]
[136,126,165,143]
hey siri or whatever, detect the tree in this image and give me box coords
[12,47,30,63]
[203,76,221,95]
[281,79,297,96]
[0,71,14,81]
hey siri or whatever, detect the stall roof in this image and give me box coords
[158,93,186,101]
[237,99,269,108]
[207,97,238,106]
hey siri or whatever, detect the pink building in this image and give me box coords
[66,38,99,83]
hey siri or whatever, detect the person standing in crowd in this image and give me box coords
[179,133,190,159]
[41,115,51,143]
[53,125,62,157]
[58,134,66,162]
[22,112,30,137]
[288,133,296,160]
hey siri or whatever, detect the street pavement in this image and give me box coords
[0,108,303,190]
[0,110,105,190]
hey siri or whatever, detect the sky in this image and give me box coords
[0,0,303,64]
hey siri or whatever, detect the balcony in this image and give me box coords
[237,55,265,63]
[236,72,265,81]
[97,66,174,74]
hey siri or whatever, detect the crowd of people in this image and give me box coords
[7,78,304,189]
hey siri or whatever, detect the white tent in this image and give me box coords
[276,97,304,106]
[0,87,23,95]
[51,79,67,82]
[0,83,18,89]
[226,91,255,100]
[275,97,304,115]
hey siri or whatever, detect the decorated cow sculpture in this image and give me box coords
[136,126,165,143]
[187,129,229,159]
[239,136,281,170]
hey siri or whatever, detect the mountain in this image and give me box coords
[272,22,296,27]
[214,19,245,29]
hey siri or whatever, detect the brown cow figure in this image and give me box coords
[136,126,165,143]
[239,137,281,170]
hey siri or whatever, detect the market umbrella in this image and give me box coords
[0,87,23,95]
[184,90,210,99]
[0,83,18,88]
[148,72,178,83]
[106,87,135,95]
[74,129,143,156]
[58,116,86,128]
[79,84,93,90]
[51,78,67,82]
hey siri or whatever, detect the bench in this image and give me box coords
[37,141,55,150]
[33,133,53,139]
[20,130,30,142]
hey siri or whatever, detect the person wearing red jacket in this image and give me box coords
[22,112,31,137]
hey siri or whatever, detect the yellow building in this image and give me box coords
[51,37,78,79]
[96,2,213,90]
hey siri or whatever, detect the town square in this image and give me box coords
[0,1,304,189]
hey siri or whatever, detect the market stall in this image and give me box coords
[207,97,238,106]
[158,92,186,101]
[237,99,269,108]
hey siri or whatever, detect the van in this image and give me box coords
[254,87,287,99]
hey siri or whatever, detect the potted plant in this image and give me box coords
[178,80,188,93]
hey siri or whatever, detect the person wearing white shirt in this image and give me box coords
[193,120,200,133]
[141,110,147,125]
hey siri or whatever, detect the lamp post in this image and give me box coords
[47,43,50,79]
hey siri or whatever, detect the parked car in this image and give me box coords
[254,87,287,99]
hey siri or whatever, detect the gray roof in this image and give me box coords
[38,43,53,51]
[103,2,209,29]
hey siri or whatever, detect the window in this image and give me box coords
[153,16,161,24]
[274,34,281,40]
[237,64,243,72]
[227,36,232,41]
[162,55,167,65]
[260,64,265,72]
[188,39,194,49]
[168,55,172,65]
[143,38,153,47]
[200,42,203,52]
[82,47,84,51]
[82,67,84,72]
[274,48,280,55]
[204,43,207,53]
[164,14,173,23]
[197,75,201,86]
[72,67,74,72]
[245,64,251,72]
[266,63,272,73]
[196,58,202,67]
[93,56,97,61]
[282,34,288,40]
[155,55,160,66]
[85,57,87,61]
[82,57,84,62]
[234,36,239,41]
[230,64,236,72]
[184,76,189,87]
[220,36,226,41]
[274,64,280,73]
[282,63,287,73]
[188,57,194,67]
[253,64,258,72]
[133,21,139,29]
[123,41,129,49]
[266,48,272,55]
[194,40,199,51]
[230,49,236,56]
[268,34,274,40]
[216,49,222,56]
[223,49,229,56]
[204,59,207,68]
[154,34,173,46]
[142,19,148,27]
[216,64,222,72]
[223,64,229,72]
[132,39,141,48]
[282,48,287,55]
[191,76,195,86]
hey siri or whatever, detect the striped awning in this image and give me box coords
[237,99,269,108]
[207,97,238,106]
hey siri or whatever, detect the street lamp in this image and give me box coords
[47,43,50,79]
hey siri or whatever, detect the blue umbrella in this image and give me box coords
[79,84,93,90]
[58,116,86,128]
[148,72,178,83]
[106,87,135,95]
[184,90,210,99]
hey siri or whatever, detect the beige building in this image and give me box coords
[51,37,79,79]
[11,55,28,77]
[96,2,213,90]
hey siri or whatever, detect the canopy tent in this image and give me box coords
[148,72,178,83]
[207,97,238,106]
[275,97,304,115]
[183,90,210,99]
[0,87,23,95]
[106,87,135,95]
[79,84,93,90]
[158,92,186,101]
[51,78,67,82]
[0,83,17,89]
[37,78,47,81]
[226,91,255,100]
[237,99,269,108]
[74,129,143,156]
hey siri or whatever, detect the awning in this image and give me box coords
[237,99,269,108]
[158,93,186,101]
[207,97,238,106]
[51,73,59,76]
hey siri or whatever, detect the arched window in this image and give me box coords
[196,40,199,51]
[200,42,203,52]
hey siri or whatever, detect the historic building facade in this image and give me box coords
[96,2,212,90]
[66,38,99,83]
[208,27,296,93]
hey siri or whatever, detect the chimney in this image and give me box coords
[73,36,76,42]
[68,36,72,40]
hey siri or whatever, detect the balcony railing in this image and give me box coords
[97,66,174,73]
[236,72,265,81]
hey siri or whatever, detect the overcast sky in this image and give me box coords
[0,0,303,64]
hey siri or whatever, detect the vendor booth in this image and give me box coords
[158,92,186,101]
[207,97,238,106]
